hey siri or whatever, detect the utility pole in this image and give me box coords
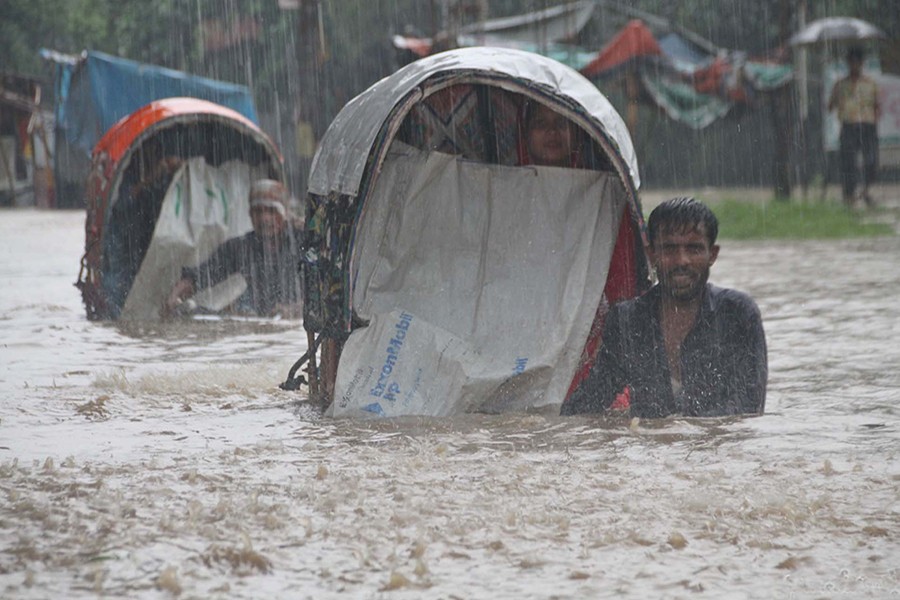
[771,0,794,200]
[282,0,327,196]
[295,0,326,144]
[795,0,809,198]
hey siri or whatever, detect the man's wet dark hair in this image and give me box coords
[648,196,719,247]
[847,45,865,63]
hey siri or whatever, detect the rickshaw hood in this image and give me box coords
[94,97,271,165]
[308,47,639,198]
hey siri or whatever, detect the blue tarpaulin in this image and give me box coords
[44,49,257,155]
[41,49,258,206]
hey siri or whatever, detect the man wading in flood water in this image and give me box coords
[561,197,767,418]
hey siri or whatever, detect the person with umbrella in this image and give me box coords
[828,45,881,207]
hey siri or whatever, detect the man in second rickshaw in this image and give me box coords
[163,179,303,318]
[561,197,767,419]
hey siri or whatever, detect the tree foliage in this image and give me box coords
[2,0,108,77]
[5,1,897,104]
[3,0,898,191]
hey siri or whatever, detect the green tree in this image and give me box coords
[1,0,109,77]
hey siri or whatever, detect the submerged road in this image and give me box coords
[0,208,898,599]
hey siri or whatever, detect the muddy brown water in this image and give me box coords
[1,208,898,599]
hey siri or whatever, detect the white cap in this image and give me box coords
[249,179,288,218]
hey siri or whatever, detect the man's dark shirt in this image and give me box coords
[182,228,302,316]
[561,284,767,418]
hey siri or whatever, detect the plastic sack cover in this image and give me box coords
[308,47,639,198]
[330,145,624,417]
[120,157,257,320]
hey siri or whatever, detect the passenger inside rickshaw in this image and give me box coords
[522,102,576,167]
[102,122,278,319]
[394,84,614,172]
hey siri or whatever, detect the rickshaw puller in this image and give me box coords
[163,179,303,318]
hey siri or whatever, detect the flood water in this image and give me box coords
[1,207,898,599]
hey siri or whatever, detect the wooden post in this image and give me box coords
[306,328,319,402]
[321,338,340,410]
[0,136,16,201]
[295,0,326,146]
[771,0,794,200]
[625,70,640,137]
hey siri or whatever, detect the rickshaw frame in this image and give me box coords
[293,48,651,409]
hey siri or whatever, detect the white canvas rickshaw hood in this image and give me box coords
[308,46,639,198]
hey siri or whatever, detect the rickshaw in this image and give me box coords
[285,47,650,417]
[76,97,283,321]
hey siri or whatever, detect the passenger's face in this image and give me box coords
[251,206,286,243]
[526,105,574,167]
[649,223,719,303]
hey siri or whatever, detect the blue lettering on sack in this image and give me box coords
[369,312,414,401]
[362,402,385,416]
[404,367,424,407]
[513,357,528,375]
